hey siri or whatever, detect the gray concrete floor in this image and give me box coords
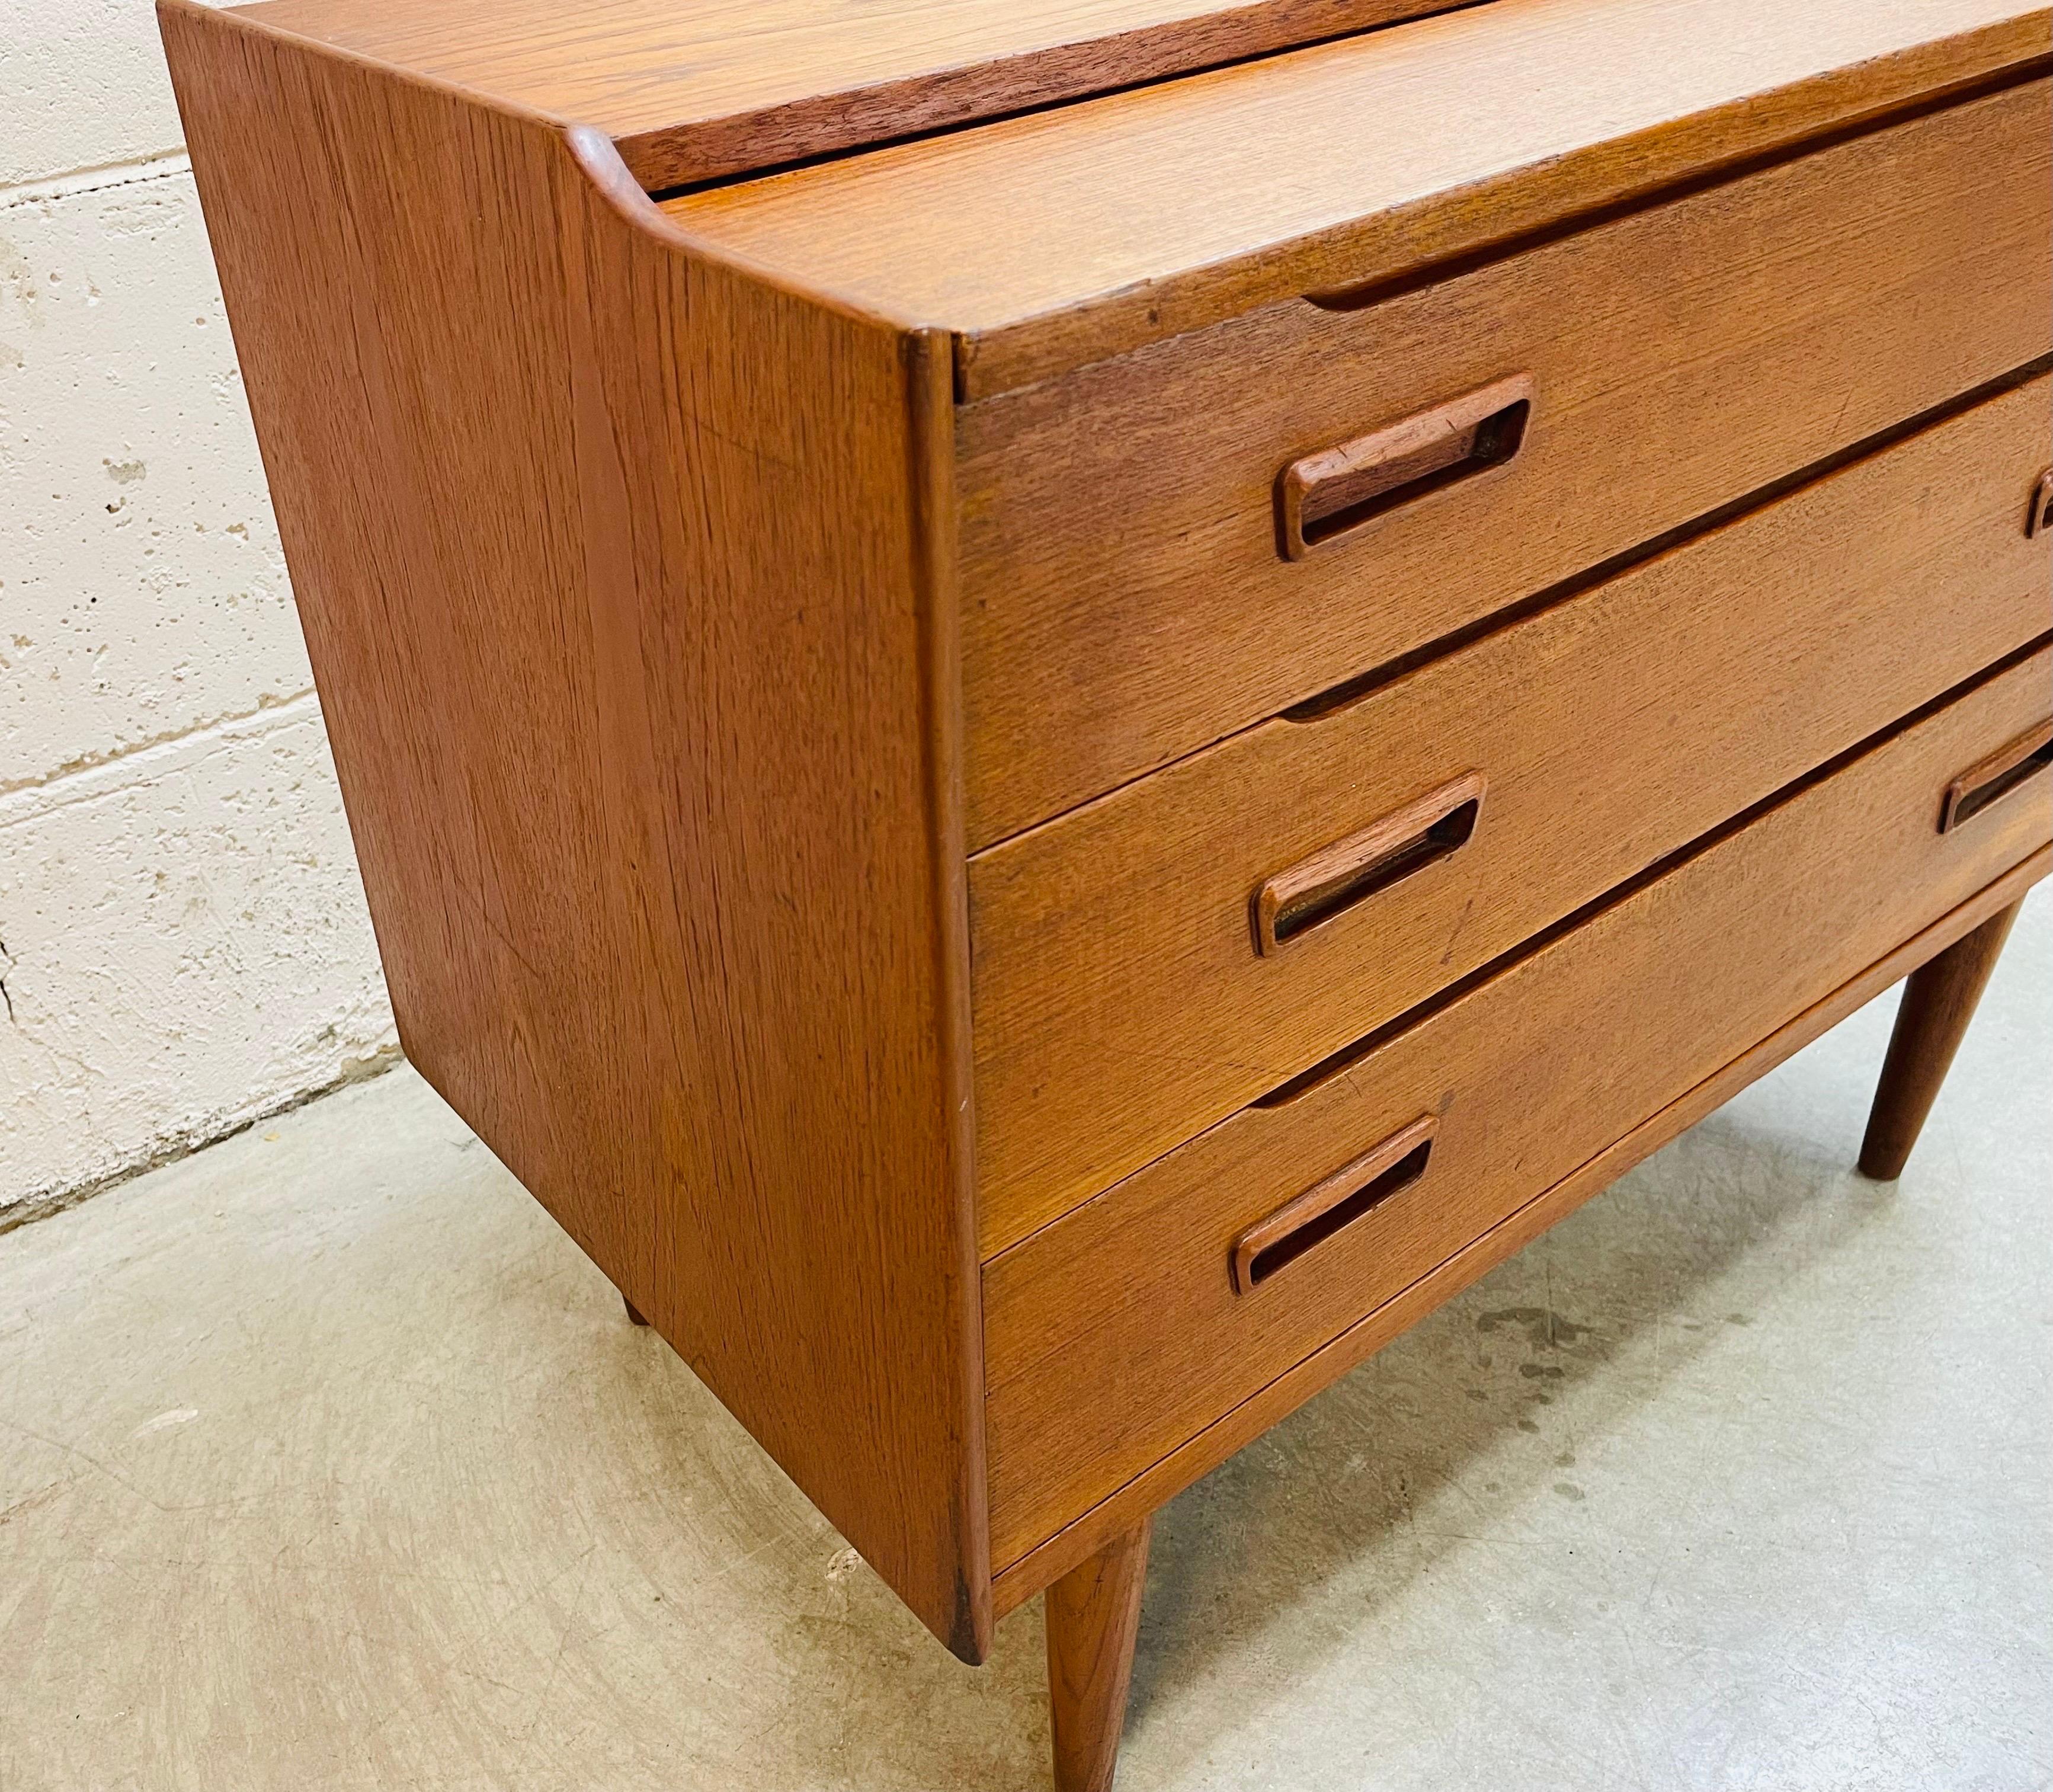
[2,900,2048,1792]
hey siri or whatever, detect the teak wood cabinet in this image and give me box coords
[161,0,2053,1783]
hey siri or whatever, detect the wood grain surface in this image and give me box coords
[958,81,2053,847]
[969,377,2053,1256]
[989,845,2050,1614]
[664,0,2051,396]
[1043,1518,1152,1792]
[982,649,2053,1572]
[233,0,1475,191]
[161,0,992,1660]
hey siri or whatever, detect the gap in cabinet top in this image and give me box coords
[229,0,1484,189]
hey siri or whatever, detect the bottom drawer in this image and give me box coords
[984,648,2053,1570]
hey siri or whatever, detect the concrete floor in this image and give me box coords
[2,901,2048,1792]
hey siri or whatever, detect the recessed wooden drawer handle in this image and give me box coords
[1231,1115,1438,1294]
[1277,373,1533,560]
[2026,467,2053,537]
[1253,770,1485,956]
[1940,720,2053,832]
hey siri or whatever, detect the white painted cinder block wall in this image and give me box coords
[1,0,399,1221]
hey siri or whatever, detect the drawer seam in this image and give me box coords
[968,356,2052,860]
[987,844,2053,1590]
[977,628,2053,1285]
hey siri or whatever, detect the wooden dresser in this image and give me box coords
[161,0,2052,1783]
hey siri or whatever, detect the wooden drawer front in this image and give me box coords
[971,377,2052,1257]
[982,649,2053,1569]
[957,78,2053,850]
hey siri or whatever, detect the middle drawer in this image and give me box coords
[970,374,2052,1257]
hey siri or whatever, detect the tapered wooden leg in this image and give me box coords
[1859,901,2022,1181]
[1045,1517,1151,1792]
[623,1294,651,1326]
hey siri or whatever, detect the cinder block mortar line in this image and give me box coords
[0,1040,406,1239]
[0,688,323,817]
[0,152,193,212]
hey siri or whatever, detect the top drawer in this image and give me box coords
[957,78,2053,848]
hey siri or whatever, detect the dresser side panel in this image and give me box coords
[158,0,989,1659]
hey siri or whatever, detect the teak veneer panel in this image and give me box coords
[958,79,2053,846]
[664,0,2052,396]
[232,0,1474,191]
[983,651,2053,1571]
[160,0,991,1660]
[969,378,2053,1255]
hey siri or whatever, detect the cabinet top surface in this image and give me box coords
[655,0,2046,395]
[228,0,1471,190]
[229,0,2048,395]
